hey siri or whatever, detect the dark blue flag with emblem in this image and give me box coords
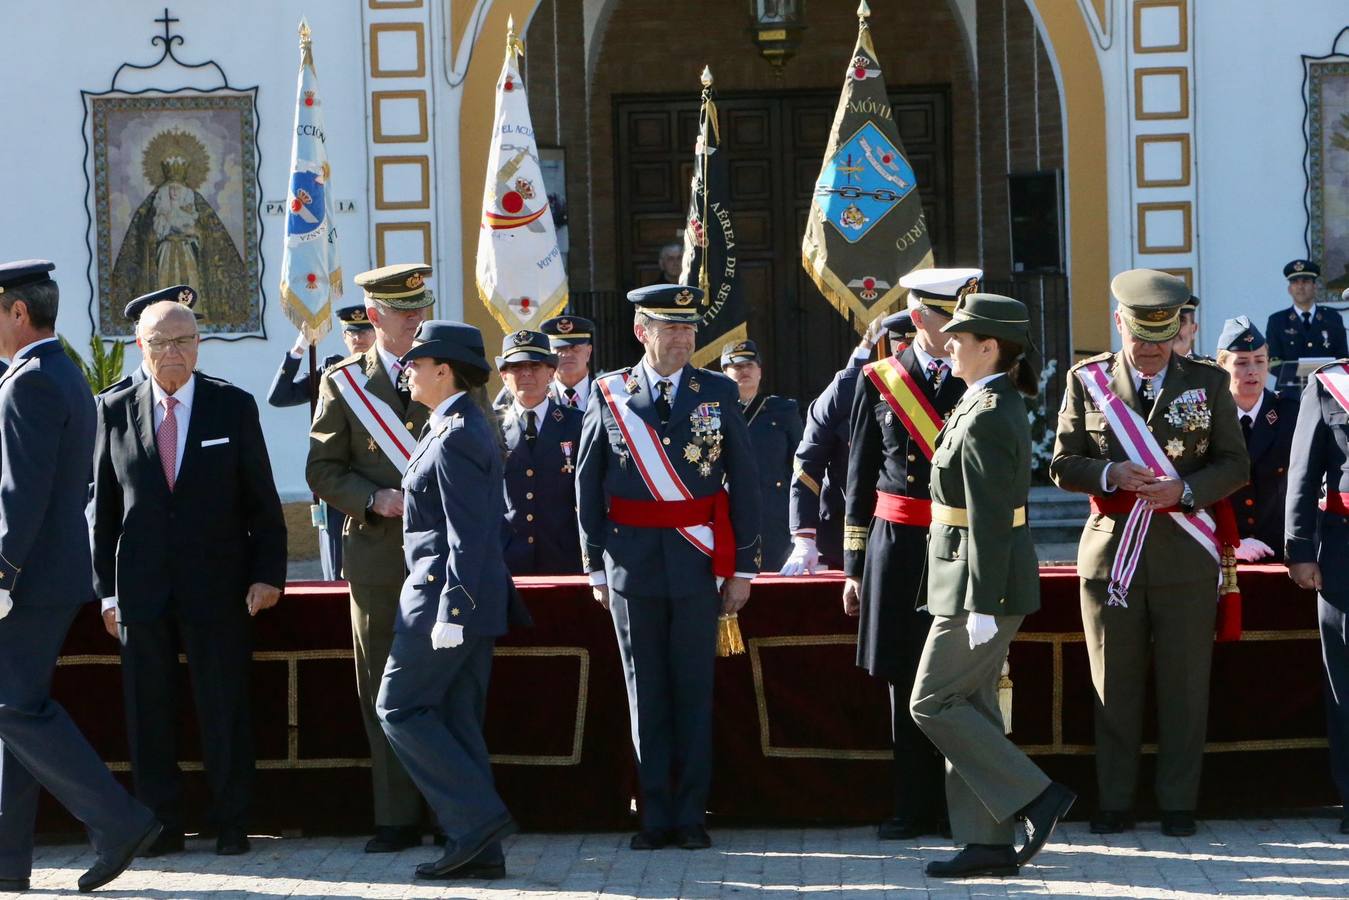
[801,1,933,330]
[680,66,748,368]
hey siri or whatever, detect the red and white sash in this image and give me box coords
[597,373,716,559]
[1315,364,1349,411]
[333,365,416,475]
[1076,361,1220,606]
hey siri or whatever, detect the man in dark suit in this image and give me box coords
[844,268,982,839]
[1214,316,1297,561]
[269,304,376,581]
[1266,260,1348,397]
[576,284,761,851]
[496,330,583,575]
[93,300,287,857]
[783,312,906,574]
[0,260,160,894]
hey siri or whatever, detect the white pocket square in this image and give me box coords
[201,437,230,447]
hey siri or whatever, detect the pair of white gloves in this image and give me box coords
[1235,536,1275,562]
[431,622,464,650]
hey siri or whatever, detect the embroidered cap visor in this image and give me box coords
[1119,306,1182,342]
[355,263,435,309]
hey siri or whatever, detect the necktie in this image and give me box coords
[392,361,411,408]
[525,410,538,444]
[1139,376,1156,417]
[1241,414,1253,443]
[655,380,673,425]
[564,387,578,408]
[927,359,948,391]
[1302,311,1312,327]
[157,396,179,491]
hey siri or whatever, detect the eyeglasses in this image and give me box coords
[144,335,198,354]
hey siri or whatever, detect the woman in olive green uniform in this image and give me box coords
[908,294,1075,878]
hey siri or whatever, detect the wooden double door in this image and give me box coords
[614,88,953,403]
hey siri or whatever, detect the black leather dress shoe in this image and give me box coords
[673,824,711,850]
[1017,782,1076,865]
[1089,810,1135,834]
[413,845,506,881]
[877,816,938,840]
[365,825,422,853]
[1160,811,1197,837]
[415,814,517,879]
[139,828,185,858]
[215,826,250,856]
[0,878,29,893]
[78,819,162,893]
[629,829,671,850]
[925,844,1019,878]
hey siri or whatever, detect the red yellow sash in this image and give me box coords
[863,357,943,461]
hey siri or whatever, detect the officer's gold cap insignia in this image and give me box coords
[514,330,531,345]
[1134,308,1175,324]
[557,318,574,333]
[350,309,368,323]
[406,273,424,289]
[674,289,695,306]
[1294,261,1305,272]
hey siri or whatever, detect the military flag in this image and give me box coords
[279,19,342,343]
[801,1,932,330]
[681,67,748,368]
[476,16,568,333]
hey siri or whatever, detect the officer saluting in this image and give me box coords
[1266,259,1348,397]
[576,284,761,851]
[307,263,433,852]
[1051,269,1247,838]
[843,268,981,839]
[497,329,583,575]
[721,339,802,571]
[0,260,161,893]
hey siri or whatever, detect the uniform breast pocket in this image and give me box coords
[1084,410,1111,454]
[930,442,957,470]
[929,525,965,561]
[404,466,433,495]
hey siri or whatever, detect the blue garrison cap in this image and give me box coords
[400,320,489,373]
[627,283,703,324]
[541,314,595,347]
[1284,259,1320,281]
[124,284,198,322]
[0,259,55,295]
[336,304,374,332]
[496,329,558,370]
[1216,315,1266,353]
[882,310,916,339]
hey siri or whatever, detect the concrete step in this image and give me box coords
[1036,542,1079,566]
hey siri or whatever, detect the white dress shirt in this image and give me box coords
[377,344,404,390]
[512,395,551,431]
[912,340,952,374]
[553,374,591,411]
[1236,392,1264,425]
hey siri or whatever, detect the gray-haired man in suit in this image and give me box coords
[0,260,161,894]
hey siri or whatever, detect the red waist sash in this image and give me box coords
[1090,493,1181,516]
[608,492,735,578]
[1321,492,1349,516]
[874,491,932,527]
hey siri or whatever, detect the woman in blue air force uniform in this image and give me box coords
[375,320,519,882]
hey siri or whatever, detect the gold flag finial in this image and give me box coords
[298,17,313,66]
[701,65,713,88]
[298,17,312,46]
[505,14,523,60]
[857,0,871,19]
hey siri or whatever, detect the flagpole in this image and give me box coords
[298,19,321,427]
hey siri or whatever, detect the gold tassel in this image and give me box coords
[1220,548,1240,596]
[717,614,745,657]
[998,659,1013,734]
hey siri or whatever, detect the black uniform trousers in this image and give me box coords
[118,605,254,832]
[0,604,153,878]
[610,587,720,831]
[1320,597,1349,806]
[858,520,945,822]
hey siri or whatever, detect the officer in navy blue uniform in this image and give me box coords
[576,284,761,851]
[1266,260,1348,397]
[497,330,583,575]
[0,260,161,894]
[377,320,519,880]
[721,339,802,571]
[103,284,201,395]
[1286,351,1349,835]
[845,268,983,840]
[268,305,377,581]
[494,314,598,411]
[785,312,914,573]
[1215,317,1297,562]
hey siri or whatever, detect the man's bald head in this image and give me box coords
[137,300,198,338]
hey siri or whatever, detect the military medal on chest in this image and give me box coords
[1165,437,1185,460]
[1163,388,1210,432]
[686,402,723,478]
[560,440,575,474]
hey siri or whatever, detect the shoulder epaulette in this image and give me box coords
[1312,358,1349,376]
[1068,351,1112,371]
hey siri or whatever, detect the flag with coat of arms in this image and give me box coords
[476,17,568,334]
[279,19,342,343]
[801,1,932,331]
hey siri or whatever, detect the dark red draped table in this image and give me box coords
[40,566,1334,835]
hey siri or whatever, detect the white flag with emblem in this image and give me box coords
[475,17,568,334]
[279,19,342,343]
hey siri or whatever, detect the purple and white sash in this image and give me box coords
[1076,362,1219,606]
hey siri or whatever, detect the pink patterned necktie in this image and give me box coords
[157,396,179,490]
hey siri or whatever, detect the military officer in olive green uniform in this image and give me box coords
[307,264,434,853]
[1050,269,1248,838]
[908,293,1075,878]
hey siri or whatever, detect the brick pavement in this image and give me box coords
[22,818,1349,898]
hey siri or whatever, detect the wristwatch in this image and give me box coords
[1179,481,1195,512]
